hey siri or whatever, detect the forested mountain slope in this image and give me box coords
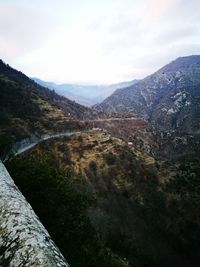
[95,56,200,133]
[6,130,200,267]
[0,60,96,156]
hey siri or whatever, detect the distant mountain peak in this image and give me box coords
[32,77,139,106]
[95,55,200,133]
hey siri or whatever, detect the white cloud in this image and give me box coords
[0,2,59,63]
[0,0,200,83]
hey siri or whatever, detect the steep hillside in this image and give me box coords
[6,130,200,267]
[0,60,95,156]
[2,56,200,267]
[95,56,200,133]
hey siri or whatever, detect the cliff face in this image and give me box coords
[0,161,69,267]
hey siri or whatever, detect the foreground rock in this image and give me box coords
[0,161,69,267]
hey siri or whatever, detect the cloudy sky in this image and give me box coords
[0,0,200,84]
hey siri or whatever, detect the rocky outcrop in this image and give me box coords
[0,160,69,267]
[95,56,200,133]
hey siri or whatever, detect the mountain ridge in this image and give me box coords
[0,59,97,156]
[32,77,139,106]
[95,55,200,133]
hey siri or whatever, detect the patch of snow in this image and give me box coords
[167,108,177,114]
[172,91,184,98]
[185,100,191,106]
[168,91,190,115]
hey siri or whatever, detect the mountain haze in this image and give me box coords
[33,77,138,106]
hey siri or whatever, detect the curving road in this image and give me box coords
[15,131,81,156]
[12,129,98,157]
[10,118,143,158]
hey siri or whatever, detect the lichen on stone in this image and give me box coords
[0,161,69,267]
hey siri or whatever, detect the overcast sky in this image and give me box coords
[0,0,200,84]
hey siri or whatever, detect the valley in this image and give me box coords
[32,78,139,106]
[0,56,200,267]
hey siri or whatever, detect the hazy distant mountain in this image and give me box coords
[32,78,139,106]
[95,55,200,133]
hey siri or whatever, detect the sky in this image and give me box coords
[0,0,200,84]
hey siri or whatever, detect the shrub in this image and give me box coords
[103,152,116,165]
[89,160,97,174]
